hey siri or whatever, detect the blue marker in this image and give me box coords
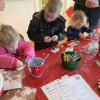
[34,64,36,67]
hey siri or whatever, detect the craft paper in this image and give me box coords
[2,70,25,91]
[2,86,37,100]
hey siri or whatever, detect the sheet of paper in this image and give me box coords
[2,86,37,100]
[41,75,68,100]
[41,74,100,100]
[2,70,25,91]
[3,78,22,91]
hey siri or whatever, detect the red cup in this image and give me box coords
[0,73,4,100]
[28,57,44,78]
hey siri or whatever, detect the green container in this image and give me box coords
[61,51,81,70]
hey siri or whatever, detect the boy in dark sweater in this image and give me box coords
[27,0,66,51]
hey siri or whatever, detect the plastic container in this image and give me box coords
[61,51,81,70]
[0,73,4,100]
[28,57,44,78]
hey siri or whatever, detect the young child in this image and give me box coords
[66,10,94,41]
[27,0,66,51]
[0,24,35,69]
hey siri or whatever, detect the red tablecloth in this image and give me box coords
[23,34,100,100]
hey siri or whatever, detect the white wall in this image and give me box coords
[0,0,39,41]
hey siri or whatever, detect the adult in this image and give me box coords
[73,0,100,31]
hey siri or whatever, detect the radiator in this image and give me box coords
[0,0,39,41]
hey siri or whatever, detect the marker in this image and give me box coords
[34,56,38,66]
[38,54,49,66]
[43,54,49,61]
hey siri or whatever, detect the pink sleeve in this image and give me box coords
[0,55,18,69]
[18,39,35,60]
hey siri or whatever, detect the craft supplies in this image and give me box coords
[67,42,78,47]
[62,52,80,63]
[50,47,60,53]
[43,54,49,61]
[61,51,81,70]
[34,56,38,66]
[2,86,37,100]
[57,45,63,47]
[81,42,99,55]
[28,57,44,78]
[65,47,74,52]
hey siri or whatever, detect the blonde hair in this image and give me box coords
[0,24,20,45]
[46,0,63,13]
[70,10,87,27]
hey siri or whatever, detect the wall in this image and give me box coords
[0,0,39,41]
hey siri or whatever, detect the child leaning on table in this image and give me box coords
[27,0,66,51]
[66,10,94,41]
[0,24,35,69]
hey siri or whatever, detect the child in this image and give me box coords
[66,10,94,41]
[0,24,35,69]
[27,0,66,51]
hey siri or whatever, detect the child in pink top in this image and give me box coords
[0,24,35,69]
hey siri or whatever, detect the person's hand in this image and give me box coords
[86,33,93,38]
[85,0,99,8]
[0,0,5,11]
[44,36,51,42]
[16,60,23,68]
[51,35,58,41]
[23,58,29,63]
[79,33,86,39]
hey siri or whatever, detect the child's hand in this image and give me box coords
[86,33,93,38]
[51,35,58,41]
[16,60,23,68]
[44,36,51,42]
[22,58,29,63]
[79,33,86,39]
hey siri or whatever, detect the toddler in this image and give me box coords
[66,10,94,41]
[0,24,35,69]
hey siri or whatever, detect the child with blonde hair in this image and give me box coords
[66,10,94,41]
[0,24,35,69]
[27,0,66,51]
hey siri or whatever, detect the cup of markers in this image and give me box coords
[61,51,81,70]
[28,57,44,78]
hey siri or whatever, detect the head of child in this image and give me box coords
[44,0,63,22]
[0,24,20,52]
[70,10,87,29]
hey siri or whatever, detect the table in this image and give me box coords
[23,34,100,100]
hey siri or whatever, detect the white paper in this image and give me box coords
[41,74,100,100]
[3,78,22,91]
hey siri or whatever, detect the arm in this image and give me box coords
[18,39,35,60]
[56,24,66,41]
[27,19,45,43]
[66,26,80,38]
[73,0,85,7]
[0,55,18,69]
[73,0,100,7]
[82,26,94,35]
